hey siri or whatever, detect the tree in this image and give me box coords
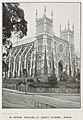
[48,75,57,86]
[2,3,27,56]
[60,71,68,81]
[3,3,27,41]
[2,3,27,73]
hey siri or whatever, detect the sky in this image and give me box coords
[18,2,80,54]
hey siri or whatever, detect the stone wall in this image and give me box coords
[29,87,79,93]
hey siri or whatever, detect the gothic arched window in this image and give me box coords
[59,44,63,53]
[49,57,51,69]
[38,39,43,51]
[17,61,19,72]
[28,60,30,70]
[37,56,42,68]
[12,63,13,72]
[65,46,68,57]
[47,39,51,51]
[22,60,24,70]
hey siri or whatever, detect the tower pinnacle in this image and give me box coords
[36,9,38,19]
[51,10,53,21]
[44,5,46,16]
[72,23,74,32]
[68,20,70,30]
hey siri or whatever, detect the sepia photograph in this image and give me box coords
[2,2,81,109]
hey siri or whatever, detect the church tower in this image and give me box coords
[60,21,74,45]
[60,21,75,76]
[60,21,75,58]
[35,6,53,35]
[33,6,55,78]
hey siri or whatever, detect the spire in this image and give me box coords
[36,9,38,19]
[51,10,53,21]
[65,25,66,30]
[44,5,46,16]
[68,20,70,30]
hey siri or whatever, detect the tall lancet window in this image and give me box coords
[22,61,24,70]
[37,56,42,68]
[38,39,43,51]
[17,61,19,72]
[65,46,68,57]
[12,63,13,72]
[54,42,56,54]
[59,44,63,53]
[28,60,30,70]
[49,57,51,69]
[47,39,51,51]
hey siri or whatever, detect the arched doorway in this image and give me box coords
[58,60,63,75]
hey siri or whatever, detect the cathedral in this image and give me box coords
[6,6,78,80]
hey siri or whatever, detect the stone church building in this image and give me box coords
[6,6,77,79]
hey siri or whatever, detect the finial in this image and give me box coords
[44,5,46,16]
[68,20,70,30]
[65,26,66,30]
[51,10,53,20]
[36,9,38,19]
[72,23,74,32]
[44,5,46,13]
